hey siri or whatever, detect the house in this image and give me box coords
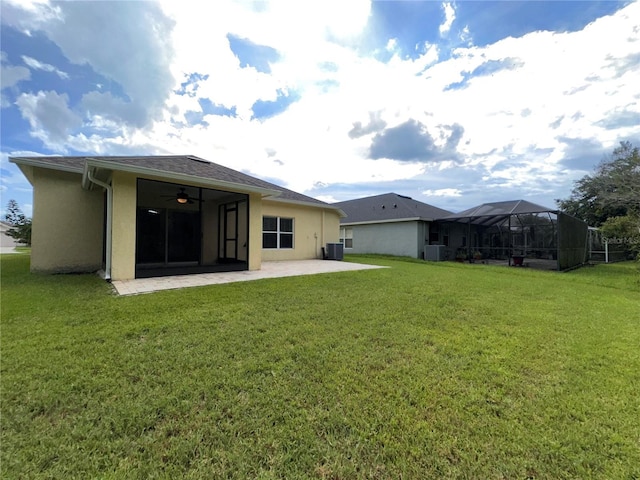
[0,221,21,251]
[333,193,453,259]
[334,194,589,270]
[9,155,345,281]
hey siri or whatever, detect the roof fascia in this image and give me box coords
[11,156,281,196]
[264,196,346,216]
[9,156,83,174]
[341,217,432,226]
[84,158,282,197]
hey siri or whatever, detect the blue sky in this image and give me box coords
[1,0,639,218]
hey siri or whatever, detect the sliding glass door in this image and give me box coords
[168,210,200,263]
[136,208,201,265]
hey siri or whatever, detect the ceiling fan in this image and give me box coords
[161,187,204,205]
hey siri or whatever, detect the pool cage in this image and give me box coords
[438,200,589,271]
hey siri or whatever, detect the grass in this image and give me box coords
[1,253,639,479]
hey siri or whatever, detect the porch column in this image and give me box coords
[111,171,137,280]
[248,193,262,271]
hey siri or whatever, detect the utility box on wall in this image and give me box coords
[326,243,344,261]
[424,244,446,261]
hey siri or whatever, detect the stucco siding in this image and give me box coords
[261,201,340,261]
[31,168,104,273]
[111,171,137,280]
[349,221,423,258]
[248,194,262,270]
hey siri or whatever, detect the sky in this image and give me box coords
[1,0,639,218]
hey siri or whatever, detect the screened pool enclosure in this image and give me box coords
[438,200,589,271]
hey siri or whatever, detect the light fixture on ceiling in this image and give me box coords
[176,190,189,204]
[161,187,204,205]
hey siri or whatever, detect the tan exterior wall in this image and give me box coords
[30,168,104,273]
[110,171,137,280]
[248,194,262,270]
[261,201,341,261]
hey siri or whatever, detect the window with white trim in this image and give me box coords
[263,216,294,249]
[340,227,353,249]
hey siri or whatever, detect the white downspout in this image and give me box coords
[87,169,113,282]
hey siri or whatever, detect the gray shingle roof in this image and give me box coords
[334,193,453,224]
[10,155,331,207]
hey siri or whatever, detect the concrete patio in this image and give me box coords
[112,260,386,295]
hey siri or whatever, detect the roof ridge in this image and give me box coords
[510,199,522,214]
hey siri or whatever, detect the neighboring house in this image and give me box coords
[9,155,344,281]
[0,221,21,249]
[334,195,589,270]
[333,193,453,259]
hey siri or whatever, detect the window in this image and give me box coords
[340,227,353,249]
[442,226,450,247]
[263,216,294,249]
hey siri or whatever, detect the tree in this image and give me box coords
[588,141,640,214]
[556,141,640,226]
[3,199,32,246]
[557,141,640,260]
[599,215,640,260]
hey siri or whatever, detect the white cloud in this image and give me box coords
[2,0,51,13]
[0,64,30,89]
[315,195,341,204]
[15,90,82,146]
[0,150,42,217]
[439,2,456,37]
[21,55,68,78]
[423,188,462,197]
[7,1,176,128]
[2,0,639,209]
[146,0,639,202]
[0,52,31,89]
[386,38,398,52]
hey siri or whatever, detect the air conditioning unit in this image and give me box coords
[424,244,445,261]
[326,243,344,261]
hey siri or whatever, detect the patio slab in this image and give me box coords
[112,260,386,295]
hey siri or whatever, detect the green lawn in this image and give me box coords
[1,254,639,479]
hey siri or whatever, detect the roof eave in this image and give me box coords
[84,158,283,197]
[264,196,346,216]
[340,217,433,226]
[10,156,284,197]
[10,156,83,174]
